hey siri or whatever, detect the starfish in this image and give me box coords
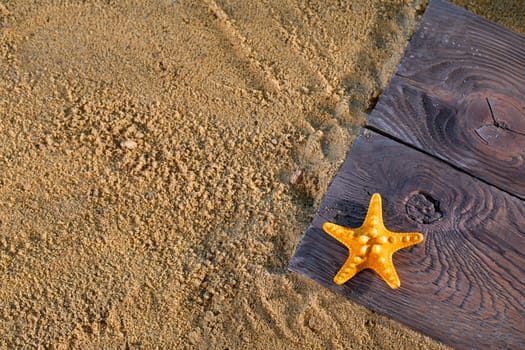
[322,193,423,289]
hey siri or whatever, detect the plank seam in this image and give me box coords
[364,124,525,202]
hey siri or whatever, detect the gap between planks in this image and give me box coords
[363,124,525,203]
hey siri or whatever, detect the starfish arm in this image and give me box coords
[322,222,354,243]
[362,193,384,229]
[389,232,424,253]
[364,253,401,289]
[333,257,361,285]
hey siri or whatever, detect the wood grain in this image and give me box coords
[367,0,525,199]
[289,130,525,349]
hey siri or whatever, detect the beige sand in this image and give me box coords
[0,1,523,348]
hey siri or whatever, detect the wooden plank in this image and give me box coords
[367,0,525,199]
[289,130,525,349]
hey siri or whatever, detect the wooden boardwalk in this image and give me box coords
[288,1,525,348]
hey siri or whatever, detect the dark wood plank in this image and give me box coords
[367,0,525,199]
[289,130,525,349]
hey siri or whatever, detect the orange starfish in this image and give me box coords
[322,193,423,289]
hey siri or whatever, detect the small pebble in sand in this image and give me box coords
[299,86,310,94]
[121,139,137,150]
[289,169,303,185]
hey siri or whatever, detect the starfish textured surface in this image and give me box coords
[322,193,423,289]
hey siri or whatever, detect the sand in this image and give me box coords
[0,0,523,348]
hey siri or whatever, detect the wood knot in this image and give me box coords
[406,192,443,224]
